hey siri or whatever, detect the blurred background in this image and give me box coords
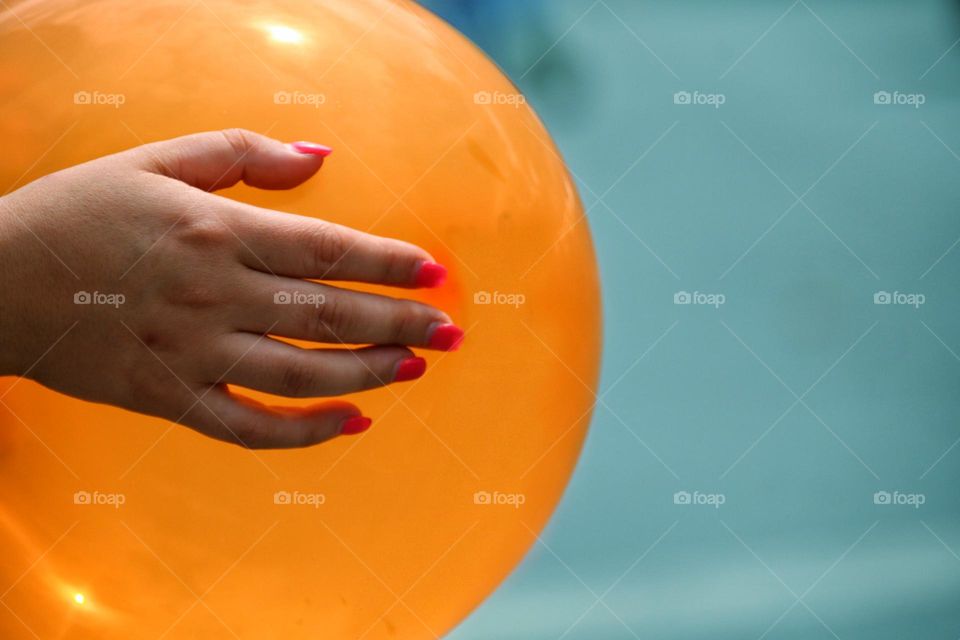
[420,1,960,638]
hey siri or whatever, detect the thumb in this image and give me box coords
[132,128,332,192]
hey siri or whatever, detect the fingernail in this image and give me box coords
[394,357,426,382]
[415,261,447,288]
[427,323,464,351]
[340,415,372,435]
[290,141,333,157]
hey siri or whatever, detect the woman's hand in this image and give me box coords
[0,129,462,448]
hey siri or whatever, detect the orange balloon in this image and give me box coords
[0,0,600,638]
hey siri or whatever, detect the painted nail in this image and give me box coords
[290,141,333,157]
[394,357,427,382]
[340,416,372,435]
[415,261,447,288]
[427,323,464,351]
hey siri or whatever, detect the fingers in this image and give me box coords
[210,333,426,398]
[182,385,367,449]
[131,128,330,192]
[135,130,448,289]
[238,272,463,350]
[225,201,447,288]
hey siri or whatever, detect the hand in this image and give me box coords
[0,129,463,448]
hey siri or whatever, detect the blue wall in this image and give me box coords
[422,1,960,637]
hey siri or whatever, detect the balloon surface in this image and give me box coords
[0,0,601,637]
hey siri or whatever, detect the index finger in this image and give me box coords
[223,200,448,288]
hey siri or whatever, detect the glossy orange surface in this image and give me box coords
[0,0,601,637]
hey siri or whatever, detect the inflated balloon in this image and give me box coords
[0,0,600,637]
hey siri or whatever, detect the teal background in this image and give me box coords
[423,1,960,638]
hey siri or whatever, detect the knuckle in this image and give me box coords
[172,212,233,250]
[278,358,319,397]
[218,128,258,157]
[388,300,429,344]
[314,294,353,341]
[304,224,347,273]
[333,361,383,394]
[229,420,267,449]
[361,363,388,389]
[300,305,326,341]
[124,361,167,407]
[134,325,176,352]
[163,281,222,309]
[377,243,410,283]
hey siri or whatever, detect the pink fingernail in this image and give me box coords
[290,141,333,157]
[340,416,372,435]
[394,357,426,382]
[415,261,447,288]
[427,323,464,351]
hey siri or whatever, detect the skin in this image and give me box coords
[0,129,456,449]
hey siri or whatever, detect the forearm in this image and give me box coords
[0,194,29,377]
